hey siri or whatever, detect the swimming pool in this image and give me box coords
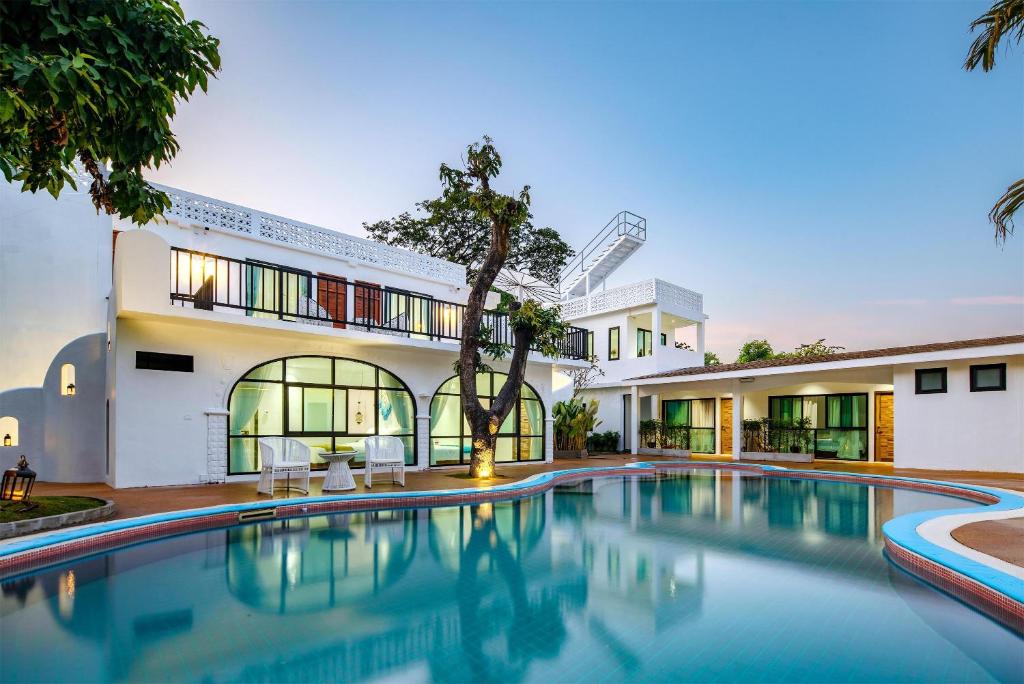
[1,468,1021,683]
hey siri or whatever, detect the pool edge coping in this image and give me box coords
[0,461,1021,632]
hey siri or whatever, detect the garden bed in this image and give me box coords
[0,496,115,539]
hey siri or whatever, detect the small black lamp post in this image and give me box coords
[2,434,10,447]
[66,383,76,396]
[1,456,37,511]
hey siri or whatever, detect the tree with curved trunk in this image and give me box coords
[964,0,1024,242]
[440,137,567,478]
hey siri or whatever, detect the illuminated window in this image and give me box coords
[228,357,415,474]
[429,372,544,466]
[60,364,76,396]
[0,417,18,447]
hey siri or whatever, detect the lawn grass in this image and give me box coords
[0,496,105,523]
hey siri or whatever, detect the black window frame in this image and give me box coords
[608,327,620,361]
[636,328,653,358]
[586,331,595,360]
[767,392,869,461]
[915,367,948,395]
[970,363,1006,392]
[660,333,667,346]
[428,371,545,467]
[227,356,417,474]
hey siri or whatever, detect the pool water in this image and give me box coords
[1,470,1021,683]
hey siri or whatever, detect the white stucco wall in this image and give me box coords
[894,356,1023,473]
[0,180,111,388]
[110,316,556,488]
[0,181,111,480]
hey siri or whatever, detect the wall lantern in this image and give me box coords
[355,401,365,426]
[66,383,76,397]
[1,456,37,511]
[2,434,10,447]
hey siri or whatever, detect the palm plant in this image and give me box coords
[552,398,601,451]
[965,0,1024,242]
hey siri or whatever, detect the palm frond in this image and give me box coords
[990,178,1024,243]
[965,0,1024,71]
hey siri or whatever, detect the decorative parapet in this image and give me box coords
[153,184,467,287]
[562,278,703,319]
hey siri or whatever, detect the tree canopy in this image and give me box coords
[964,0,1023,242]
[364,192,574,285]
[736,338,845,363]
[704,351,722,366]
[432,137,568,478]
[736,339,775,363]
[0,0,220,223]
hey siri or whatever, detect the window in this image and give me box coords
[915,368,947,394]
[660,333,667,346]
[429,372,544,466]
[637,328,653,357]
[608,327,620,361]
[970,363,1006,392]
[768,393,868,460]
[0,416,18,447]
[137,351,194,372]
[228,356,415,474]
[661,399,716,453]
[586,331,595,360]
[60,364,76,396]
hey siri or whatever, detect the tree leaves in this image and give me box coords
[0,0,220,224]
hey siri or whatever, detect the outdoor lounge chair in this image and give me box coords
[363,435,406,488]
[257,437,312,495]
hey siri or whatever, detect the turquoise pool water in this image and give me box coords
[1,470,1021,683]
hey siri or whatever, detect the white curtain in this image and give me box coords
[692,399,715,428]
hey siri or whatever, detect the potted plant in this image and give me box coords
[639,419,660,448]
[553,398,601,458]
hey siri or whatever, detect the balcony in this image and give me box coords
[562,278,703,320]
[168,247,590,360]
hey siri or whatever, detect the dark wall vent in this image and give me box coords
[136,351,194,373]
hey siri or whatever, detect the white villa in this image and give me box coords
[0,178,1021,488]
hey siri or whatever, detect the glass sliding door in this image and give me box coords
[768,392,869,461]
[228,356,417,474]
[661,398,716,453]
[429,372,545,466]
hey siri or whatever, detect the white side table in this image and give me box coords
[319,450,360,492]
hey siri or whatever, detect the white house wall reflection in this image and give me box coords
[0,473,990,683]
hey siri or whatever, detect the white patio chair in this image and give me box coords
[363,435,406,488]
[257,437,312,496]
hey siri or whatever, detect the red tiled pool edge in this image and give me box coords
[0,461,1021,635]
[885,536,1024,634]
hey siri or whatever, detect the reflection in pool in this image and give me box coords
[1,471,1021,683]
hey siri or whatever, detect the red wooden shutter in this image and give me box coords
[353,281,381,325]
[316,273,347,329]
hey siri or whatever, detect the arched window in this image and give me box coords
[0,416,18,447]
[60,364,76,396]
[429,372,544,467]
[228,356,415,474]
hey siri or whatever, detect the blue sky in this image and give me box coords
[154,0,1023,360]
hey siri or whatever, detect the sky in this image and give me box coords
[152,0,1024,361]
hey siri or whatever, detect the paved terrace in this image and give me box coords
[32,455,1023,567]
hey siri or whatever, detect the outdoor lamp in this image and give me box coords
[1,456,37,510]
[2,434,10,447]
[66,383,76,396]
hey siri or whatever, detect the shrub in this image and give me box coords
[587,431,620,452]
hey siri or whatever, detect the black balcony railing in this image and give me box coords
[169,247,589,360]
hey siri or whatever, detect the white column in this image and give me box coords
[867,389,876,462]
[416,415,431,470]
[731,384,743,462]
[650,393,660,423]
[697,318,707,358]
[651,308,662,359]
[630,384,640,455]
[714,396,722,455]
[544,417,555,462]
[204,409,229,484]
